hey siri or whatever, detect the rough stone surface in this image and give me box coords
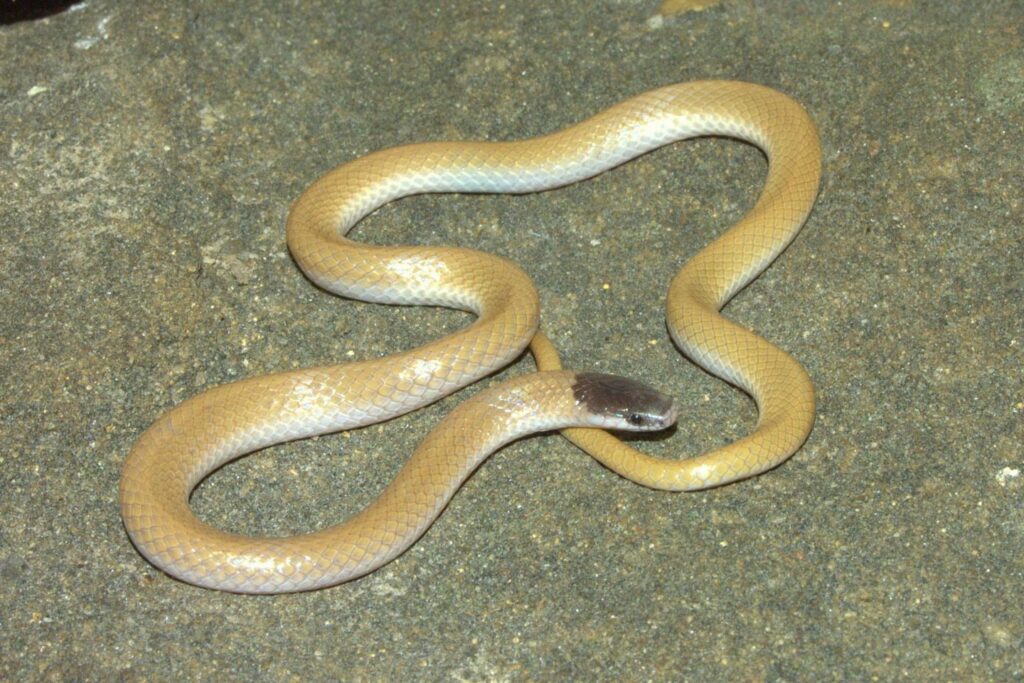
[1,1,1020,680]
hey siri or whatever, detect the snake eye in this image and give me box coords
[627,413,646,427]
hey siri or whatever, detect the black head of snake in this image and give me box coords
[571,372,678,432]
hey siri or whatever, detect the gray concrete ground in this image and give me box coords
[1,1,1021,680]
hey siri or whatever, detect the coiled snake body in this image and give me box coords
[120,81,821,593]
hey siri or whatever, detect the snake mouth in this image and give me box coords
[572,372,677,431]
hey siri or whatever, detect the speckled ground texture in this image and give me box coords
[2,1,1021,680]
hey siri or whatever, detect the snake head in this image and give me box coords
[572,372,677,431]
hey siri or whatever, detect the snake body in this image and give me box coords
[120,81,821,593]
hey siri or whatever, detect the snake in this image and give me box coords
[120,81,821,593]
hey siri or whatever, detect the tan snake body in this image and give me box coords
[120,81,821,593]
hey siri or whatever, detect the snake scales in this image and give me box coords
[120,81,821,593]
